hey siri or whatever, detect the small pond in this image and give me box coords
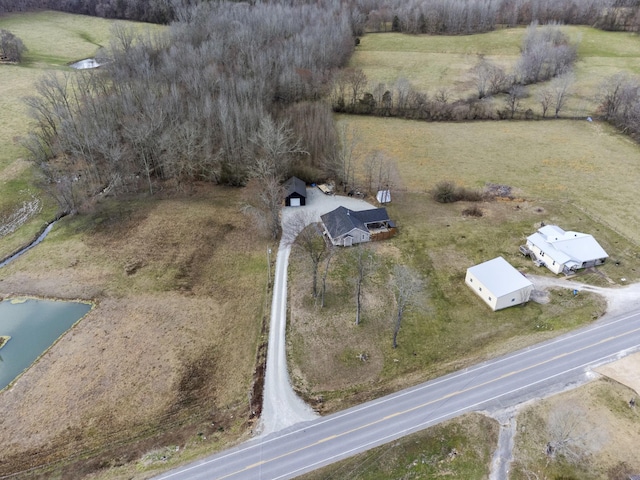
[69,58,101,69]
[0,298,92,391]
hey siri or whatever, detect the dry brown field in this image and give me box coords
[0,187,270,478]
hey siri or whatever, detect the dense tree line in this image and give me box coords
[24,1,354,212]
[2,0,640,33]
[0,0,174,24]
[357,0,640,35]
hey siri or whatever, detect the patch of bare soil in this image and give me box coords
[0,186,268,478]
[595,352,640,396]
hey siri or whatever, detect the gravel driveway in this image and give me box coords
[259,188,376,436]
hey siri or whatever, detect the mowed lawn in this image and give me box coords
[0,11,164,257]
[351,27,640,117]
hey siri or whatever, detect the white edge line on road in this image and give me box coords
[155,312,640,479]
[274,348,638,480]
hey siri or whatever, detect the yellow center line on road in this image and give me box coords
[216,324,640,479]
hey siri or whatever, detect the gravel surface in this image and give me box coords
[527,273,640,317]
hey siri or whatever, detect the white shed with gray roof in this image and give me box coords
[465,257,533,311]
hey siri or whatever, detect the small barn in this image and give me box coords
[284,176,306,207]
[524,225,608,275]
[321,206,395,246]
[465,257,533,311]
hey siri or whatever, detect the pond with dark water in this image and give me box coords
[0,298,92,390]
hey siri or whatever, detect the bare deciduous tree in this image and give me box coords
[505,84,527,118]
[473,57,508,99]
[546,405,594,463]
[332,124,359,190]
[247,117,308,239]
[319,245,335,308]
[0,29,26,62]
[344,68,368,107]
[287,212,328,298]
[391,264,424,349]
[551,70,574,118]
[536,86,554,118]
[351,245,374,325]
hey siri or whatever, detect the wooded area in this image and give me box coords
[23,1,354,212]
[10,0,640,215]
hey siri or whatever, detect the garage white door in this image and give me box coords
[290,198,301,207]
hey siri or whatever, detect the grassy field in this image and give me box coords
[0,11,163,259]
[289,115,640,411]
[337,115,640,247]
[351,27,640,117]
[287,31,640,474]
[0,12,262,480]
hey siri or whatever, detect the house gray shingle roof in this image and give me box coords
[321,206,390,239]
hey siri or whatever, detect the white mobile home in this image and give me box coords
[525,225,608,275]
[465,257,533,311]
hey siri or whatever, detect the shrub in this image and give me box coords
[432,181,484,203]
[457,186,483,202]
[0,29,27,63]
[432,181,459,203]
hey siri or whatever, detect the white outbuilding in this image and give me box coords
[465,257,534,311]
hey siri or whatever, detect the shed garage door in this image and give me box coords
[290,198,301,207]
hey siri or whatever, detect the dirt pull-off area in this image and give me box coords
[595,352,640,396]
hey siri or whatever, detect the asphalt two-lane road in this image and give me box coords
[155,308,640,480]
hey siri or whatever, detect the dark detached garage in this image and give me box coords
[284,176,306,207]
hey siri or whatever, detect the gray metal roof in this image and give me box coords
[467,257,533,297]
[284,176,306,198]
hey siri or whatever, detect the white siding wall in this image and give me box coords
[526,241,564,274]
[339,228,370,246]
[465,271,498,311]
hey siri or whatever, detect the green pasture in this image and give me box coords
[338,115,640,248]
[0,11,164,257]
[351,26,640,117]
